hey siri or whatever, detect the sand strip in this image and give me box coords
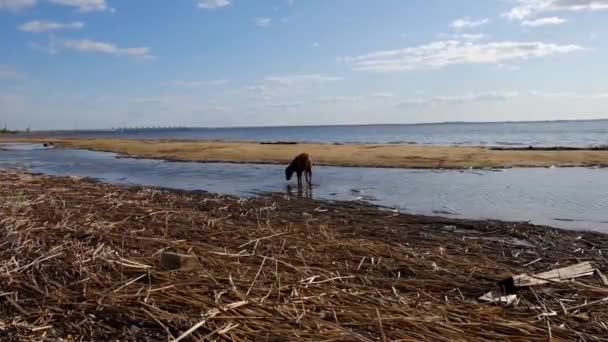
[4,138,608,169]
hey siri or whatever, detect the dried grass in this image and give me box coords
[1,170,607,341]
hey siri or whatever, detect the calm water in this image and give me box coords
[1,143,607,232]
[30,120,608,147]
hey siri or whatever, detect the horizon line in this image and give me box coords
[29,117,608,132]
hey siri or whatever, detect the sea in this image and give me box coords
[32,119,608,147]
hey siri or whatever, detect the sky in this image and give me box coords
[1,0,608,130]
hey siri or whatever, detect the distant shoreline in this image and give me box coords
[5,137,608,169]
[13,117,608,133]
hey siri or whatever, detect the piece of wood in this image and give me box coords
[512,262,595,287]
[260,141,298,145]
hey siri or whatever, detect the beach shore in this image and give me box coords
[5,137,608,169]
[1,170,607,340]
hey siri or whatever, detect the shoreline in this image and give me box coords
[1,170,607,340]
[4,137,608,169]
[9,117,608,132]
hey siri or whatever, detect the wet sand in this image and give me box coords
[5,138,608,169]
[1,170,608,340]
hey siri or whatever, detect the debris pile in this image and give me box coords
[0,170,607,341]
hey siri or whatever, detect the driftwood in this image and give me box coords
[259,141,298,145]
[511,261,596,287]
[481,262,599,305]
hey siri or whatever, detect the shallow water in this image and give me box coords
[1,143,608,232]
[26,119,608,147]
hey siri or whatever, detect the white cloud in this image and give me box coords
[245,74,343,101]
[205,79,229,86]
[49,0,108,12]
[396,90,608,109]
[254,17,272,27]
[209,105,227,112]
[316,93,395,103]
[173,79,229,87]
[528,90,576,97]
[397,92,521,108]
[340,40,584,72]
[437,32,490,41]
[529,90,608,98]
[316,95,362,103]
[505,1,540,20]
[457,33,490,41]
[62,39,155,60]
[0,65,19,79]
[264,74,343,85]
[371,92,394,98]
[521,16,567,26]
[450,17,490,29]
[551,0,608,10]
[19,20,84,33]
[505,0,608,20]
[245,84,275,99]
[197,0,230,10]
[0,0,35,11]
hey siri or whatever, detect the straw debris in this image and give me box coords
[0,170,607,341]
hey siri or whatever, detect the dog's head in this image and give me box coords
[285,167,294,181]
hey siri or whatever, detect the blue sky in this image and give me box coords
[1,0,608,130]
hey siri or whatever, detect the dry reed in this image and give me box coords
[0,170,607,341]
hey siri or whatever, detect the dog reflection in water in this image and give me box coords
[286,183,313,199]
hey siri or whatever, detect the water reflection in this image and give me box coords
[286,183,313,199]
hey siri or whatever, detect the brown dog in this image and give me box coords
[285,153,312,187]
